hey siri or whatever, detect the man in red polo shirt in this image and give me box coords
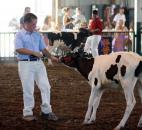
[84,9,103,57]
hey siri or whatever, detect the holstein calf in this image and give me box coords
[60,51,94,79]
[43,28,90,51]
[61,51,142,130]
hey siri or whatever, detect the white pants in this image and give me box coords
[84,35,101,58]
[18,60,52,116]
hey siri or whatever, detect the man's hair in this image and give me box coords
[92,10,98,15]
[23,13,37,23]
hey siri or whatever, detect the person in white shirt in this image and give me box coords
[20,7,31,29]
[113,7,126,28]
[73,7,87,29]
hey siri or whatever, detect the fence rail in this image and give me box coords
[0,32,16,62]
[0,31,135,63]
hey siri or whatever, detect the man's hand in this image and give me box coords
[50,56,59,62]
[42,48,59,62]
[33,52,43,58]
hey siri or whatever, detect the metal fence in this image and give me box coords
[0,31,135,63]
[0,32,16,62]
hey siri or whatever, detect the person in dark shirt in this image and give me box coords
[88,10,102,35]
[84,9,103,57]
[62,7,74,29]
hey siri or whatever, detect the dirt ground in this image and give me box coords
[0,62,142,130]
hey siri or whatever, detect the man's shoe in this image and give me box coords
[41,112,58,121]
[23,115,37,121]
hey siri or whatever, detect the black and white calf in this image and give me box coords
[60,51,94,79]
[43,28,90,51]
[61,51,142,130]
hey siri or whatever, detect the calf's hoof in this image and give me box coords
[83,120,95,125]
[83,120,89,125]
[113,126,122,130]
[113,128,119,130]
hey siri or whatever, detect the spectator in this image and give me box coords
[72,7,87,29]
[112,19,128,52]
[62,7,74,30]
[125,21,134,51]
[102,21,112,37]
[42,15,52,31]
[80,22,88,29]
[40,15,57,60]
[15,13,59,122]
[84,9,103,58]
[104,6,111,29]
[20,7,31,29]
[112,7,126,28]
[98,37,112,55]
[110,0,117,16]
[103,21,112,31]
[8,18,20,31]
[41,15,56,31]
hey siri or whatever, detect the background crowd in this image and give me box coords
[11,6,133,57]
[8,5,134,33]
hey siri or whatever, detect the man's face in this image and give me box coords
[92,14,97,19]
[24,19,37,32]
[119,8,124,14]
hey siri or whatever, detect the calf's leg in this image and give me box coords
[137,78,142,127]
[83,86,97,124]
[113,79,137,130]
[87,88,104,124]
[83,84,101,124]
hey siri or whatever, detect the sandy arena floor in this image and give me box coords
[0,62,141,130]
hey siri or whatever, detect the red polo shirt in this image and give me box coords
[89,17,103,35]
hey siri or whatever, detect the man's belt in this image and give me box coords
[20,58,40,61]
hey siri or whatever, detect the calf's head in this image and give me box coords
[60,52,94,79]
